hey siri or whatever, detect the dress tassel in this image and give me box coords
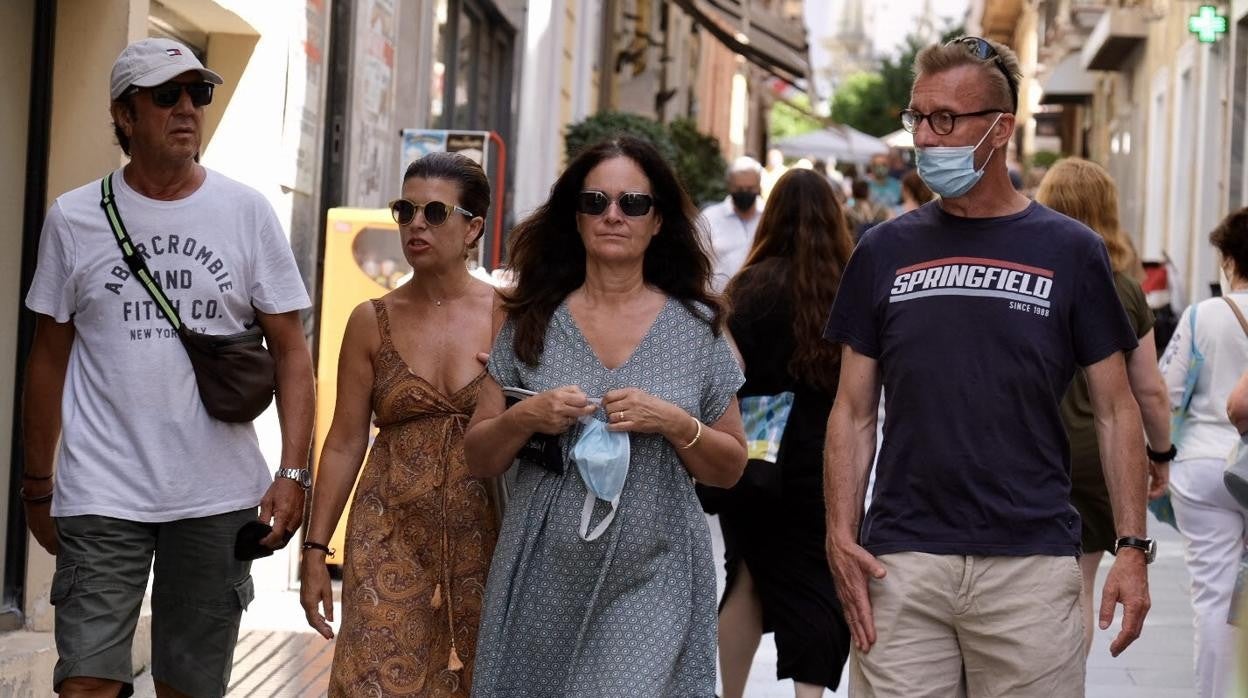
[447,645,464,671]
[431,583,442,609]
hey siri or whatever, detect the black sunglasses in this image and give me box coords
[388,198,475,227]
[131,81,214,108]
[577,190,655,217]
[949,36,1018,110]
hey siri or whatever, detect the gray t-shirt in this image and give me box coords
[25,167,310,521]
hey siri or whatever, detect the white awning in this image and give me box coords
[773,125,888,165]
[1040,52,1096,105]
[882,128,914,149]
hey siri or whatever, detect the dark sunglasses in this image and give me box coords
[577,190,655,217]
[130,81,215,108]
[388,198,475,227]
[949,36,1018,110]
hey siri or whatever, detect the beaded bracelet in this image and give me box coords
[680,417,703,450]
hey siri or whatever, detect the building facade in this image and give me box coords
[2,0,522,688]
[975,0,1242,305]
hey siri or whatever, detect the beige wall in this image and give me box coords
[1128,11,1224,299]
[0,0,35,624]
[24,0,146,633]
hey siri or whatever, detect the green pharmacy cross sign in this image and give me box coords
[1189,5,1228,44]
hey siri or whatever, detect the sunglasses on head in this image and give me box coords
[577,190,655,217]
[130,81,214,108]
[388,198,475,227]
[949,36,1018,110]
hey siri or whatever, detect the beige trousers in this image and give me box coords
[850,552,1085,697]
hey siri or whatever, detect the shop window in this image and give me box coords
[428,0,515,134]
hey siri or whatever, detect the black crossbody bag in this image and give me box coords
[100,174,276,422]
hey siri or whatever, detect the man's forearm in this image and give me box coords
[22,359,66,477]
[274,346,315,471]
[1095,397,1148,537]
[824,407,876,545]
[22,394,62,478]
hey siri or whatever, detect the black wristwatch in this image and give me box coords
[1146,443,1177,463]
[1112,536,1157,564]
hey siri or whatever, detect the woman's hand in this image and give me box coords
[520,385,597,435]
[1147,461,1170,500]
[602,388,690,440]
[299,552,336,640]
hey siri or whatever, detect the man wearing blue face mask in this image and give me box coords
[822,36,1153,697]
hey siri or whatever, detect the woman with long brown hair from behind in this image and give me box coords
[1034,157,1172,658]
[715,168,855,697]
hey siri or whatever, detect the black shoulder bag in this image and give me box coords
[100,174,276,422]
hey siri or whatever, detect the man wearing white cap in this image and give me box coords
[21,38,314,697]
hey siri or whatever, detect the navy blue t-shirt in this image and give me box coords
[824,201,1137,557]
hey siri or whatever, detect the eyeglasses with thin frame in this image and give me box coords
[949,36,1018,110]
[577,190,655,217]
[900,108,1003,136]
[388,198,475,227]
[128,81,214,108]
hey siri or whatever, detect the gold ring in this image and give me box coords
[615,411,624,422]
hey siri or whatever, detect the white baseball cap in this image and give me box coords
[109,38,223,101]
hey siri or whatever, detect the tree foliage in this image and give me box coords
[564,112,727,207]
[668,118,727,205]
[565,111,677,163]
[829,72,894,137]
[769,93,823,141]
[829,23,966,137]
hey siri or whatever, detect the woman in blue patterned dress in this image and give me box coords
[464,136,747,697]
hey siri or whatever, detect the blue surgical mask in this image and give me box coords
[570,415,631,541]
[916,113,1003,199]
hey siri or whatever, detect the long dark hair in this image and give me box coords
[504,136,722,365]
[728,168,854,392]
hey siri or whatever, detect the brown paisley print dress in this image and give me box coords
[329,299,499,697]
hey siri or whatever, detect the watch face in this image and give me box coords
[280,469,312,488]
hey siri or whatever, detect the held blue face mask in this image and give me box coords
[915,113,1003,199]
[570,414,631,541]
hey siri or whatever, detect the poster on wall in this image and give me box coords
[280,0,331,195]
[348,0,397,207]
[399,129,490,178]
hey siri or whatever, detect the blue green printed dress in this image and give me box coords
[471,297,743,697]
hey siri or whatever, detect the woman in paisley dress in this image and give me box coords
[300,152,500,696]
[464,136,748,697]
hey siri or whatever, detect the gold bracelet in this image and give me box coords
[680,417,703,450]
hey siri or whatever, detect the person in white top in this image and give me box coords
[21,38,314,697]
[1159,207,1248,698]
[702,156,764,293]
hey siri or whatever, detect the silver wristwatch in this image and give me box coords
[275,468,312,490]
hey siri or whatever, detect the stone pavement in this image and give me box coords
[134,514,1197,696]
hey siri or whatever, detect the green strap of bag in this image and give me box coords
[99,174,276,422]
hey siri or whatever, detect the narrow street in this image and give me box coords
[134,514,1195,697]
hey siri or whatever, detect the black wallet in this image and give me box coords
[234,520,276,561]
[503,386,565,475]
